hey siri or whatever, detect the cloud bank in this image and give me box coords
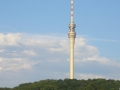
[0,33,120,87]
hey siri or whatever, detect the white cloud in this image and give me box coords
[0,57,34,71]
[0,33,119,71]
[22,50,38,56]
[49,39,69,52]
[75,38,87,48]
[0,67,2,70]
[0,49,5,52]
[0,33,21,46]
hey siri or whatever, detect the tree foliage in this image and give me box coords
[1,79,120,90]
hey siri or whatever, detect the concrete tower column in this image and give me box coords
[69,37,75,79]
[68,23,76,79]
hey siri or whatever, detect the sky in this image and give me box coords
[0,0,120,88]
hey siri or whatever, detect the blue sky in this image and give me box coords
[0,0,120,87]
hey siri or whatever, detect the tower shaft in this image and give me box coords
[69,38,75,79]
[68,0,76,79]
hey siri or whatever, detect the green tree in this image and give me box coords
[85,84,94,90]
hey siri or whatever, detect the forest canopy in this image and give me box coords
[1,79,120,90]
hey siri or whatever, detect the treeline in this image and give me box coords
[1,79,120,90]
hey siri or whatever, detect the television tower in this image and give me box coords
[68,0,76,79]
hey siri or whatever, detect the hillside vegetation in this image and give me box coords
[1,79,120,90]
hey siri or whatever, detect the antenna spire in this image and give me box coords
[71,0,74,23]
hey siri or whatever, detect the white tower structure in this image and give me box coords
[68,0,76,79]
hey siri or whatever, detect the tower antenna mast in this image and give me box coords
[70,0,74,23]
[68,0,76,79]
